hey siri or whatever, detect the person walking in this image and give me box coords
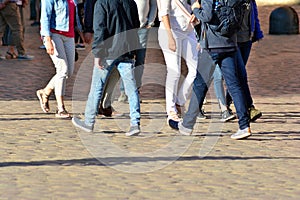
[226,0,264,122]
[72,0,142,136]
[118,0,158,102]
[169,0,253,140]
[81,0,123,117]
[157,0,198,122]
[36,0,82,118]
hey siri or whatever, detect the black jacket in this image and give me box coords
[92,0,140,62]
[83,0,96,33]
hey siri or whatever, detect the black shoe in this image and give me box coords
[168,119,179,130]
[98,106,113,117]
[197,109,207,119]
[98,106,123,117]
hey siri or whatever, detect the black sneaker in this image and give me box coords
[168,119,179,130]
[197,109,207,119]
[221,110,236,122]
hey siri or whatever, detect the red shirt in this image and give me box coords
[51,0,75,38]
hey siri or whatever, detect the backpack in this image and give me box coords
[210,0,250,37]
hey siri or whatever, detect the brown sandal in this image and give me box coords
[36,89,50,113]
[5,51,17,59]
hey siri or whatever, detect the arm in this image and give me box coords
[40,0,55,55]
[251,0,263,43]
[147,0,158,27]
[91,1,107,68]
[161,15,176,52]
[159,0,176,52]
[192,0,213,23]
[83,0,96,44]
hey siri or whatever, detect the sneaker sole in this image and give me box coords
[55,114,71,119]
[36,90,49,113]
[125,130,140,136]
[231,132,252,140]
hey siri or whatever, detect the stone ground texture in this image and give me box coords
[0,4,299,200]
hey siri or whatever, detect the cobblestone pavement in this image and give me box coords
[0,5,300,200]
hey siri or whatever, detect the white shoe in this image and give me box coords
[178,121,193,136]
[231,127,251,140]
[125,125,140,136]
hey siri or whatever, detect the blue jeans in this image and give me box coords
[84,59,140,126]
[135,27,150,89]
[120,27,150,91]
[212,64,226,109]
[183,50,249,130]
[226,43,253,108]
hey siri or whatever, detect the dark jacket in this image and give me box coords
[92,0,140,62]
[193,0,237,51]
[83,0,96,33]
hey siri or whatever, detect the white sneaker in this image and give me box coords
[125,125,140,136]
[178,121,193,136]
[231,127,251,140]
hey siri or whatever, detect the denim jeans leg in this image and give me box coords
[84,65,111,126]
[236,49,253,108]
[134,28,149,89]
[117,61,140,126]
[238,40,252,65]
[183,50,215,129]
[213,64,226,107]
[219,52,249,129]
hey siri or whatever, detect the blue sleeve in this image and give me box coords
[40,0,54,36]
[251,0,264,43]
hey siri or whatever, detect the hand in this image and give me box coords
[190,14,199,25]
[191,1,201,10]
[168,36,176,52]
[94,57,105,69]
[84,32,93,44]
[44,38,54,55]
[22,0,29,7]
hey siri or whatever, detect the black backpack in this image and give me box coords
[210,0,250,37]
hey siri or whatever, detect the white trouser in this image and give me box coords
[45,33,75,96]
[158,24,198,114]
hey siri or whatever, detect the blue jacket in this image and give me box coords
[40,0,82,37]
[250,0,264,43]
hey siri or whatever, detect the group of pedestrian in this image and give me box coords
[35,0,263,140]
